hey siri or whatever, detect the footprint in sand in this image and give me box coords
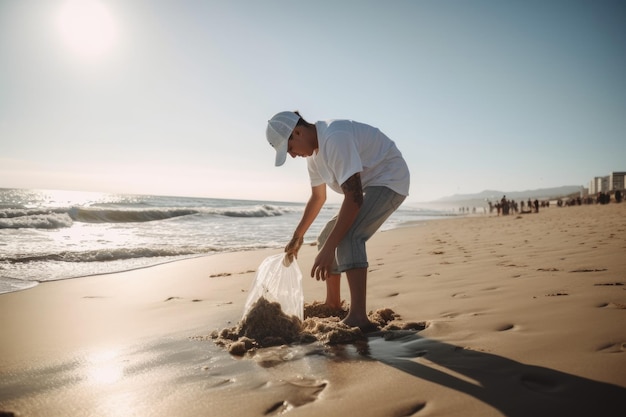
[498,262,528,268]
[597,302,626,309]
[496,324,516,332]
[596,342,626,353]
[209,272,232,278]
[164,297,203,303]
[205,377,235,388]
[263,378,327,416]
[392,401,427,417]
[570,268,608,273]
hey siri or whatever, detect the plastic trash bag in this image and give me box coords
[243,253,304,321]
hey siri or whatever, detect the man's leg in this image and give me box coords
[335,187,406,329]
[318,217,342,309]
[325,273,342,309]
[342,267,369,328]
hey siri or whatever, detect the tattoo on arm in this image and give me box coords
[341,173,364,207]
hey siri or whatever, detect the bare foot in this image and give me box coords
[342,316,379,333]
[324,300,343,310]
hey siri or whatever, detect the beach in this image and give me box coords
[1,202,625,416]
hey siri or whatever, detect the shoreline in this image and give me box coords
[0,212,454,296]
[1,203,625,416]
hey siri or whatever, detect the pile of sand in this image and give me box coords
[211,297,427,356]
[303,300,348,319]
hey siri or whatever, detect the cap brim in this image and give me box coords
[274,141,288,167]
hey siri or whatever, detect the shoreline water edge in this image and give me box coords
[0,188,456,294]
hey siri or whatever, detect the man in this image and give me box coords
[266,110,410,331]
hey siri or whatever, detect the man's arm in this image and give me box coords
[342,173,364,207]
[293,184,327,239]
[285,184,326,264]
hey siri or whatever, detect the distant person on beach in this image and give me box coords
[265,111,410,331]
[501,195,509,215]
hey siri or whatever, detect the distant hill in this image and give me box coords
[433,186,583,203]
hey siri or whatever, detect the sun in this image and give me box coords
[55,0,118,61]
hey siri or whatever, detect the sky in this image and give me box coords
[1,0,625,203]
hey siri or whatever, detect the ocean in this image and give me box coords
[0,188,454,294]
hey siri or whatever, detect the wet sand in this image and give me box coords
[1,203,625,416]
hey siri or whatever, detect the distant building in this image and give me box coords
[609,172,626,191]
[589,176,608,194]
[588,172,625,195]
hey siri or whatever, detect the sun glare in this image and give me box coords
[86,348,124,385]
[56,0,118,60]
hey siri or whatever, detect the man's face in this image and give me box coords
[287,126,316,159]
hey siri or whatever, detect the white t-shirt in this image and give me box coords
[307,120,410,196]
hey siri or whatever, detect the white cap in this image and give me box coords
[266,111,300,166]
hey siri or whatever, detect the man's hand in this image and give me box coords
[284,236,304,266]
[311,245,335,281]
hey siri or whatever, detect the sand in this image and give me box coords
[211,297,427,355]
[1,203,625,416]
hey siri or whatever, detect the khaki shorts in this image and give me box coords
[317,186,406,273]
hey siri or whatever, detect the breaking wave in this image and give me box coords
[68,207,199,223]
[217,204,288,218]
[0,204,291,229]
[0,207,199,229]
[1,247,217,264]
[0,211,73,229]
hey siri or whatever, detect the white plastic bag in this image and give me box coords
[242,253,304,321]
